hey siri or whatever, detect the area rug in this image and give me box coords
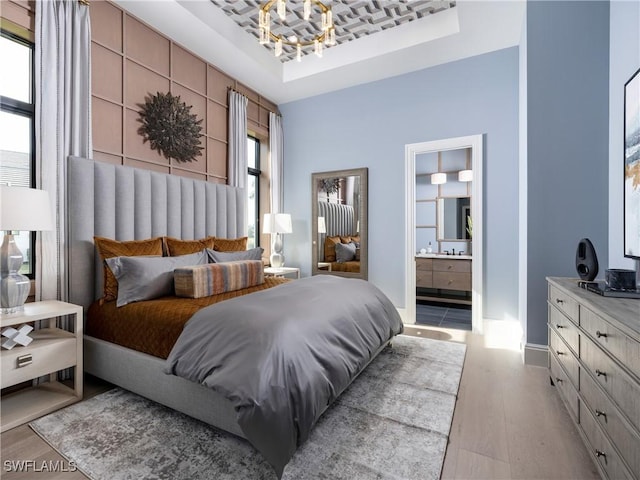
[30,335,466,480]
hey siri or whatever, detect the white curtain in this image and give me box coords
[269,112,284,214]
[35,0,92,304]
[227,91,248,188]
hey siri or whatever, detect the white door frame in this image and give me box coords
[405,135,484,333]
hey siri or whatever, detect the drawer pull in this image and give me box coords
[595,369,607,378]
[555,324,564,329]
[16,354,33,368]
[595,450,607,462]
[595,410,607,420]
[555,298,564,304]
[555,377,563,384]
[595,330,607,339]
[447,265,452,270]
[556,350,564,356]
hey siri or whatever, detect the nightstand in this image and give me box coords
[1,301,83,432]
[317,262,332,271]
[264,266,300,279]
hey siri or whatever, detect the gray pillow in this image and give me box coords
[335,242,357,263]
[207,247,263,263]
[105,250,207,307]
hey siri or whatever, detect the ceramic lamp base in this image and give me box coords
[0,233,30,314]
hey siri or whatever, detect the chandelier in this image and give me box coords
[258,0,336,62]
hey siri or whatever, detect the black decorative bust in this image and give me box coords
[575,238,599,281]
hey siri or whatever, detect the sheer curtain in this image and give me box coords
[35,0,92,304]
[227,91,248,188]
[269,112,284,215]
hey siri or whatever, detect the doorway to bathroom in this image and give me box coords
[405,135,483,333]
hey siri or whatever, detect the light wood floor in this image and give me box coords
[1,327,600,479]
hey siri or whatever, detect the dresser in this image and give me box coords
[416,256,472,305]
[547,277,640,480]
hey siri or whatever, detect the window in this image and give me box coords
[0,32,35,276]
[247,135,261,249]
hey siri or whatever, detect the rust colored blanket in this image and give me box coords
[86,277,288,359]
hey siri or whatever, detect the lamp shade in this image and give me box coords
[431,173,447,185]
[263,213,292,234]
[458,170,473,182]
[318,216,326,234]
[0,186,53,231]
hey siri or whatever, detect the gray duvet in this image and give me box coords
[164,275,403,478]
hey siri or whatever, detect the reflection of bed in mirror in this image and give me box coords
[318,201,360,273]
[311,168,368,280]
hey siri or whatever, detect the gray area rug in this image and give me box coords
[30,335,466,480]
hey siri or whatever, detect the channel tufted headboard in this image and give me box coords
[67,156,246,311]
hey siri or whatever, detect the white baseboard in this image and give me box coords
[524,343,548,367]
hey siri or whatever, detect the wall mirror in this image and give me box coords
[437,196,471,241]
[311,168,368,280]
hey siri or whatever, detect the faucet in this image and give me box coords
[452,248,456,255]
[444,250,450,255]
[458,250,465,255]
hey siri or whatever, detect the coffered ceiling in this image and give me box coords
[112,0,525,104]
[213,1,456,63]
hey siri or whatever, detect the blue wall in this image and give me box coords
[526,1,610,345]
[280,47,519,321]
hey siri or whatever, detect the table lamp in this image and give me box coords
[0,186,53,314]
[263,213,292,268]
[318,216,326,234]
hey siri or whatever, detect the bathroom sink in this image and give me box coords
[415,253,472,260]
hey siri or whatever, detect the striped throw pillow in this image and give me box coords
[174,260,264,298]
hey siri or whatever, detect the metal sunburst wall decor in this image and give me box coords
[137,92,204,163]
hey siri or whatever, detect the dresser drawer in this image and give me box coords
[432,271,471,291]
[548,285,579,323]
[581,305,640,381]
[550,351,579,422]
[580,405,635,480]
[549,304,579,355]
[432,258,471,273]
[581,367,640,478]
[416,270,433,288]
[416,258,433,271]
[549,328,579,389]
[581,335,640,435]
[1,329,76,389]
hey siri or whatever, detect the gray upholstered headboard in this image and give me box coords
[67,156,246,310]
[317,201,356,261]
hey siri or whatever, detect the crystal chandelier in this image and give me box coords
[258,0,336,62]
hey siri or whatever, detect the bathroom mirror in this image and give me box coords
[311,168,368,280]
[437,196,471,241]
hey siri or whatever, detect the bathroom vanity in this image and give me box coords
[416,254,472,305]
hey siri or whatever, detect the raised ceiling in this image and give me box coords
[113,1,525,104]
[213,1,456,63]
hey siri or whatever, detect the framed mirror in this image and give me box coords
[312,168,368,280]
[437,196,471,241]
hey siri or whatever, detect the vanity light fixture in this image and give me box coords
[258,0,336,62]
[458,170,473,182]
[431,173,447,185]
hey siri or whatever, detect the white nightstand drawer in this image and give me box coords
[1,328,76,388]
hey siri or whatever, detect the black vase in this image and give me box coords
[575,238,599,281]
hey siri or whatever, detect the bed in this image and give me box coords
[67,157,402,477]
[317,201,361,273]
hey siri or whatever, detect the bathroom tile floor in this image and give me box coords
[416,303,472,330]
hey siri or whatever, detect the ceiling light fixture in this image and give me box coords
[259,0,336,62]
